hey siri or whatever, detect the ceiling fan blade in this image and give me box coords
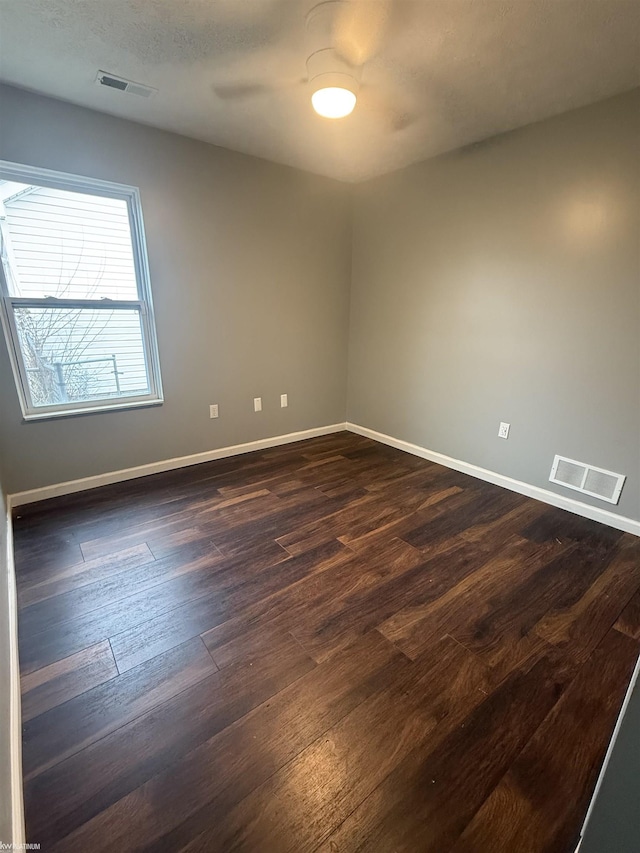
[213,77,305,101]
[334,0,392,66]
[359,83,415,132]
[389,110,415,132]
[212,82,274,100]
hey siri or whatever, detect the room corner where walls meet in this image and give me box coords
[347,88,640,524]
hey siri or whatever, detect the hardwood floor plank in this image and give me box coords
[288,538,487,662]
[201,537,422,665]
[336,487,480,557]
[180,635,490,853]
[75,516,212,563]
[18,539,288,673]
[22,636,217,780]
[449,628,640,853]
[339,486,464,551]
[361,459,463,492]
[71,495,218,553]
[536,539,640,661]
[69,484,272,561]
[25,629,316,848]
[18,545,226,638]
[20,640,118,723]
[16,543,155,608]
[275,493,402,556]
[378,536,567,661]
[443,539,625,677]
[400,484,526,551]
[12,432,637,853]
[145,526,224,560]
[216,476,308,500]
[520,506,624,549]
[109,540,348,672]
[459,499,547,553]
[318,654,566,853]
[615,583,640,640]
[53,631,407,853]
[209,490,354,557]
[12,529,83,576]
[451,629,558,691]
[202,620,309,670]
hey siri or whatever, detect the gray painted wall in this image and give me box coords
[580,663,640,853]
[1,85,638,525]
[0,84,352,493]
[348,89,640,521]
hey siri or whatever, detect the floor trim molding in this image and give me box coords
[8,420,638,536]
[8,423,347,508]
[346,422,640,537]
[5,507,25,845]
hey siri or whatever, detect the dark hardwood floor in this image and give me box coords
[13,431,640,852]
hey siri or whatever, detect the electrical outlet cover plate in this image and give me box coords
[280,394,288,408]
[498,422,510,439]
[254,397,262,412]
[209,404,219,419]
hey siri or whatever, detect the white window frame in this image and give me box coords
[0,160,163,420]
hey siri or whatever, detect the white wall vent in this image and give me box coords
[95,71,157,98]
[549,455,625,505]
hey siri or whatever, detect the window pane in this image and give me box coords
[14,305,150,407]
[0,181,139,300]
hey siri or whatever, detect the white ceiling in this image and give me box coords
[0,0,638,182]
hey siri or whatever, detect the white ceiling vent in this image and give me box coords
[95,71,157,98]
[549,455,625,505]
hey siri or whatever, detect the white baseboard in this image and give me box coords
[8,423,347,508]
[347,422,640,537]
[5,508,25,845]
[8,419,639,537]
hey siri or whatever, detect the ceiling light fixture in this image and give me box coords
[307,55,359,119]
[306,3,360,120]
[311,86,356,119]
[311,76,358,118]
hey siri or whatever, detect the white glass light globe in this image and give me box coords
[311,86,357,119]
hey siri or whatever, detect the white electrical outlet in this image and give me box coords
[280,394,288,408]
[254,397,262,412]
[498,422,510,439]
[209,404,219,419]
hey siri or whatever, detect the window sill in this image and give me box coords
[22,398,164,422]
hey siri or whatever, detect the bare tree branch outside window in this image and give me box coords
[10,229,119,405]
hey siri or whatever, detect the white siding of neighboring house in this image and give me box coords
[3,186,148,399]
